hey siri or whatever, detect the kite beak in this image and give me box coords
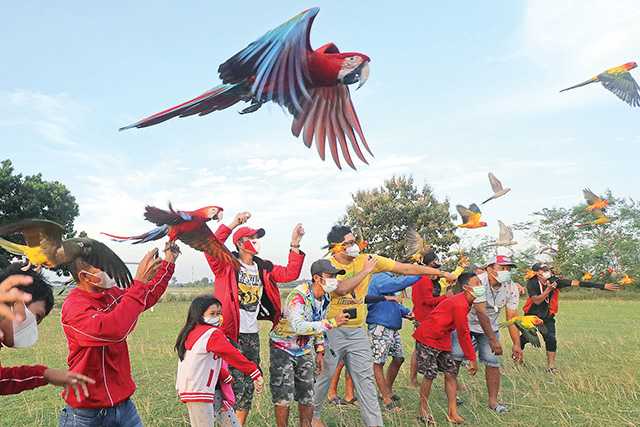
[356,61,370,90]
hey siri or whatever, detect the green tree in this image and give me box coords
[0,159,79,268]
[529,191,640,284]
[339,175,459,261]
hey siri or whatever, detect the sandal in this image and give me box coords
[344,397,358,405]
[417,415,436,425]
[489,403,509,414]
[546,367,559,375]
[328,397,349,406]
[383,400,401,413]
[391,394,401,402]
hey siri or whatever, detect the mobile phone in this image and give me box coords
[343,308,357,319]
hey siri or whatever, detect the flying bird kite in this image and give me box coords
[619,274,634,286]
[583,188,609,212]
[500,315,546,348]
[0,219,132,288]
[576,209,610,228]
[560,62,639,107]
[405,227,431,263]
[482,173,511,204]
[456,204,487,229]
[102,204,239,269]
[581,272,593,281]
[491,221,517,247]
[120,8,373,170]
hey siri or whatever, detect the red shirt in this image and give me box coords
[61,261,174,408]
[412,276,447,323]
[413,293,476,361]
[0,363,47,395]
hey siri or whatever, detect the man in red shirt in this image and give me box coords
[59,242,179,427]
[413,272,482,425]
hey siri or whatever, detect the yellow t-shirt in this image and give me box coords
[327,254,396,327]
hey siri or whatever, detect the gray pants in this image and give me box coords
[313,327,383,426]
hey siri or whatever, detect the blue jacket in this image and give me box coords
[366,272,420,330]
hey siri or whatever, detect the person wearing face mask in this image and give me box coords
[413,273,480,425]
[204,212,305,426]
[522,262,619,373]
[269,259,351,427]
[312,225,455,427]
[0,266,95,398]
[365,270,420,412]
[176,295,263,427]
[58,242,179,427]
[450,256,521,415]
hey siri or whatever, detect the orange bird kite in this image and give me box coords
[560,62,639,107]
[456,204,487,229]
[576,209,610,227]
[583,189,609,212]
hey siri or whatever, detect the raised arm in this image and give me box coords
[334,256,378,296]
[391,261,456,282]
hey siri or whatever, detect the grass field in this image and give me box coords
[2,292,639,426]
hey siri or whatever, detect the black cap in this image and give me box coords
[310,259,346,277]
[531,262,550,272]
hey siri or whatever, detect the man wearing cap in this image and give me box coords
[269,259,370,427]
[522,262,618,373]
[312,225,455,427]
[205,212,305,425]
[451,255,521,414]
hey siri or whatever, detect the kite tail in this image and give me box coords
[559,77,598,93]
[101,225,169,244]
[0,237,26,256]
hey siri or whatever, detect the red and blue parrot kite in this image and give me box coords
[560,62,639,107]
[120,7,372,170]
[102,203,239,269]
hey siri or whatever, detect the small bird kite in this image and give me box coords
[576,209,610,227]
[102,203,239,269]
[583,189,609,212]
[482,173,511,205]
[581,272,593,281]
[456,204,487,229]
[560,62,639,107]
[619,274,634,286]
[491,221,517,247]
[120,8,373,170]
[500,315,546,348]
[0,219,132,287]
[524,269,536,280]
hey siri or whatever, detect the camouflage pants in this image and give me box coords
[269,345,315,406]
[230,333,260,411]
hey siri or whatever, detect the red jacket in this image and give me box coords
[206,224,305,342]
[60,261,174,409]
[412,276,447,323]
[413,293,476,362]
[0,363,47,395]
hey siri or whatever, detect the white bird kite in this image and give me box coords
[482,173,511,204]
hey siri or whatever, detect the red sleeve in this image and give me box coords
[270,250,305,284]
[62,279,154,347]
[0,364,47,395]
[219,365,233,384]
[453,303,476,362]
[413,278,445,308]
[206,329,261,380]
[142,261,174,310]
[205,224,235,275]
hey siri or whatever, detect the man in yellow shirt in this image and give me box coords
[312,226,455,427]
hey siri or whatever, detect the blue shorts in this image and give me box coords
[450,331,500,368]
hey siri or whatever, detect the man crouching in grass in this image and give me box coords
[412,273,482,425]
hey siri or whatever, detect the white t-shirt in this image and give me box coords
[468,281,519,333]
[237,260,262,334]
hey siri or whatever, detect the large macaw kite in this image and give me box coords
[560,62,639,107]
[120,8,372,170]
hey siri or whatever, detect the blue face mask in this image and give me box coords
[497,270,512,284]
[467,285,486,302]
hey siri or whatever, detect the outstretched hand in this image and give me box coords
[135,249,162,283]
[231,212,251,229]
[48,368,95,402]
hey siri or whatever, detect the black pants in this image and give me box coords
[521,316,557,352]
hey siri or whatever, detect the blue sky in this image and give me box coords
[2,1,639,281]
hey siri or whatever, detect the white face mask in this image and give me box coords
[542,271,552,279]
[203,315,223,327]
[12,305,38,348]
[345,244,360,258]
[496,270,512,284]
[476,272,489,286]
[83,270,115,289]
[321,278,339,294]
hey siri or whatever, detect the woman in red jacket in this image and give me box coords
[205,212,304,425]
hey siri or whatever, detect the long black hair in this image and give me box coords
[175,295,221,361]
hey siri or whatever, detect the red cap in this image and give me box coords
[487,255,516,267]
[232,226,265,246]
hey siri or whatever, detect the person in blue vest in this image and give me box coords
[366,272,420,412]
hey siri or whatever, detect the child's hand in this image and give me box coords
[467,360,478,376]
[253,376,264,394]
